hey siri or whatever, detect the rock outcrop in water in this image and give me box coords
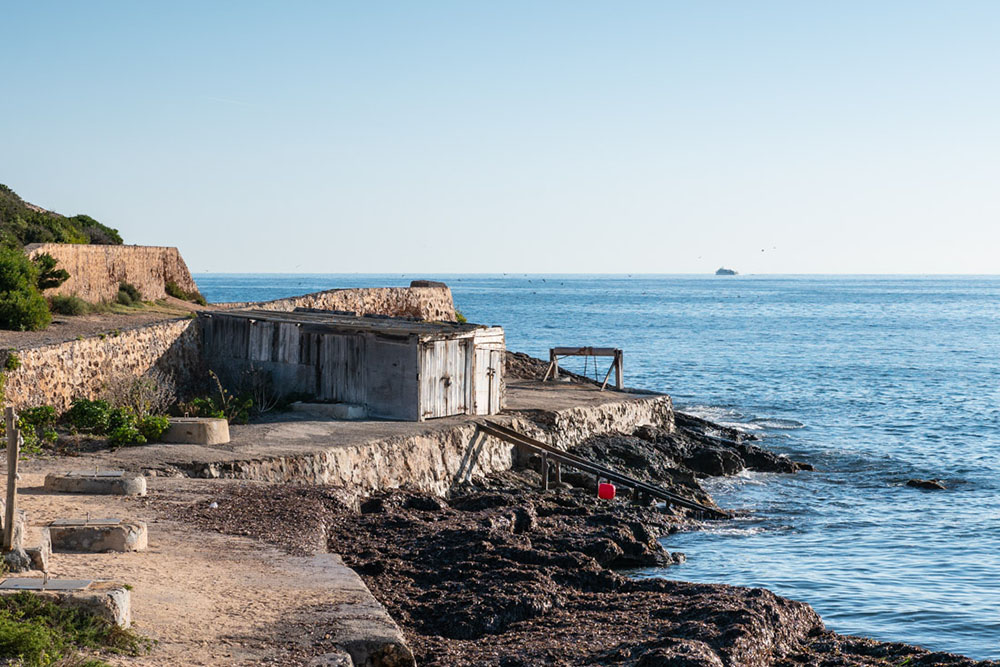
[907,478,947,490]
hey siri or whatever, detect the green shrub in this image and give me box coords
[116,282,141,306]
[108,423,145,447]
[0,248,50,331]
[17,406,58,456]
[49,294,92,316]
[107,406,134,433]
[165,281,207,306]
[3,351,20,371]
[64,398,111,434]
[180,373,251,424]
[455,310,468,324]
[138,414,169,441]
[31,253,69,291]
[0,590,148,665]
[179,397,224,419]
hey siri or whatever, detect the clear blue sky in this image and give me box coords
[3,2,998,274]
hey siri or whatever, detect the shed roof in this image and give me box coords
[203,308,489,337]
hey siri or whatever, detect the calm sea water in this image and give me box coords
[195,274,1000,660]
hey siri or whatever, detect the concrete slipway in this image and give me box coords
[13,381,675,666]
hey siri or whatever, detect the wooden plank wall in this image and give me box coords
[202,315,503,421]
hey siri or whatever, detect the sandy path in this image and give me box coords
[15,473,352,666]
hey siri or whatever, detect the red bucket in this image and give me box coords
[598,483,616,500]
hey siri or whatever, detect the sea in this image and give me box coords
[195,273,1000,660]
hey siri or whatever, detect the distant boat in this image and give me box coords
[715,267,738,276]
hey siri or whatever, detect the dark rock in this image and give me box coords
[907,478,946,490]
[405,495,447,512]
[684,446,745,477]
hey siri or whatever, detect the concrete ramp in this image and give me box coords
[316,553,415,667]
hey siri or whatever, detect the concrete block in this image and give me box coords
[0,578,131,628]
[43,471,147,496]
[290,402,367,420]
[162,417,230,445]
[25,528,51,572]
[49,519,148,553]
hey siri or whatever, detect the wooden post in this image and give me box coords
[550,349,559,380]
[541,454,549,491]
[614,350,624,390]
[554,461,561,485]
[4,408,18,551]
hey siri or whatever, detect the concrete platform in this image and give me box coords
[26,382,672,503]
[163,417,230,445]
[44,471,147,496]
[0,578,131,627]
[49,518,148,553]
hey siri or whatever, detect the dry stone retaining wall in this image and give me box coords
[220,286,456,321]
[4,319,201,412]
[24,243,200,303]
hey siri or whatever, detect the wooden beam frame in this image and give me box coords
[544,347,623,391]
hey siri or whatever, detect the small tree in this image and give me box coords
[0,248,51,330]
[32,252,70,290]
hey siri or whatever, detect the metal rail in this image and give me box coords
[478,421,730,519]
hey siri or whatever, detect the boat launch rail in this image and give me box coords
[478,421,730,519]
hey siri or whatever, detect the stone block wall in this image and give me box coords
[220,286,456,321]
[24,243,200,303]
[4,319,202,411]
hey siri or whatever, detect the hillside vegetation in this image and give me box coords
[0,183,123,247]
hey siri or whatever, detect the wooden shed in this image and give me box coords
[200,309,505,421]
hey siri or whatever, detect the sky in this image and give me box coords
[2,1,999,274]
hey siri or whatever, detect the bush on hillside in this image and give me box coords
[0,184,123,248]
[0,248,51,331]
[165,280,207,306]
[115,282,142,306]
[49,294,92,316]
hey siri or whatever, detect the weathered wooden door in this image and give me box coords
[419,340,468,419]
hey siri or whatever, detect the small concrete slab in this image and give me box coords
[0,578,92,591]
[48,519,147,553]
[0,579,131,628]
[43,471,146,496]
[162,417,230,445]
[290,402,367,420]
[51,518,122,527]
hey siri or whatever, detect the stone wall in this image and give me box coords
[4,319,201,412]
[4,284,456,410]
[178,393,675,501]
[220,286,456,321]
[24,243,200,303]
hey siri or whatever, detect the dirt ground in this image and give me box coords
[0,297,212,350]
[15,472,364,666]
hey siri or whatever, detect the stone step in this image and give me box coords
[43,471,146,496]
[48,519,148,553]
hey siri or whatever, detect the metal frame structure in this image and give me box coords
[543,347,623,391]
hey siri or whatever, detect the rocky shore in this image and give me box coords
[164,410,997,666]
